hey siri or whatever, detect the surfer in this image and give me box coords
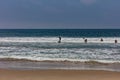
[115,40,117,43]
[100,38,103,42]
[84,39,87,43]
[58,36,61,43]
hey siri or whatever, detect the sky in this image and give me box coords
[0,0,120,29]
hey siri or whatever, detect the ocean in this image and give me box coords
[0,29,120,71]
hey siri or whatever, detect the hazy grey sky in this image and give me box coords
[0,0,120,29]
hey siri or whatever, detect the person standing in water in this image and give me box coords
[101,38,103,42]
[58,36,61,43]
[84,39,87,43]
[115,39,118,43]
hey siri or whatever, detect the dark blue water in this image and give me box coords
[0,29,120,37]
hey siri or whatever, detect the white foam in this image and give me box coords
[0,47,120,63]
[0,37,119,43]
[0,37,120,64]
[0,55,120,63]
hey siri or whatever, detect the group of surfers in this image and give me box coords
[58,37,118,43]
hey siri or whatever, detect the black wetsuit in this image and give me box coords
[58,37,61,43]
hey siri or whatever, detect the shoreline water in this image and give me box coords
[0,59,120,72]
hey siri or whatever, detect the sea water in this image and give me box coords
[0,29,120,71]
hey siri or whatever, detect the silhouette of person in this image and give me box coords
[58,36,61,43]
[101,38,103,42]
[84,39,87,43]
[115,40,117,43]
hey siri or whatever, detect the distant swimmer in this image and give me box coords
[115,40,118,43]
[100,38,103,42]
[84,39,87,43]
[58,36,61,43]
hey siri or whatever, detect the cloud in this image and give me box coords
[80,0,96,5]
